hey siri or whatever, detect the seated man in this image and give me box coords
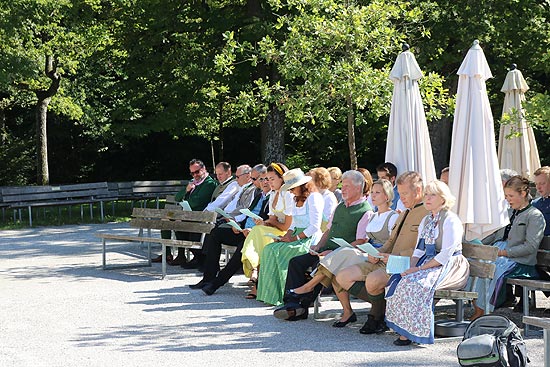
[189,164,271,295]
[204,162,240,213]
[342,171,426,334]
[153,158,217,265]
[273,170,372,320]
[376,162,405,211]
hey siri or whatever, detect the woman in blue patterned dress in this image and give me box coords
[385,180,469,346]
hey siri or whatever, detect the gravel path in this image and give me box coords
[0,223,545,366]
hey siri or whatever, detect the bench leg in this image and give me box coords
[545,329,550,367]
[89,203,93,219]
[523,286,530,335]
[100,201,104,222]
[162,244,167,280]
[102,238,107,269]
[455,300,465,322]
[28,206,32,227]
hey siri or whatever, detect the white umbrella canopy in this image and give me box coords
[384,45,437,184]
[448,40,509,241]
[498,67,541,179]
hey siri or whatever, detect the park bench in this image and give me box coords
[132,180,187,208]
[98,207,216,278]
[523,316,550,367]
[313,242,499,338]
[1,182,114,226]
[508,236,550,335]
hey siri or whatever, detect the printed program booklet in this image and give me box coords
[386,255,411,274]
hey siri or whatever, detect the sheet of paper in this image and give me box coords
[356,243,383,258]
[215,207,232,219]
[227,219,243,232]
[179,200,192,211]
[239,208,263,221]
[264,233,281,241]
[386,255,411,274]
[330,237,354,248]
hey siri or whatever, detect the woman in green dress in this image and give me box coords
[256,168,325,306]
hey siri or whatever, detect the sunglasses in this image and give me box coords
[252,177,268,182]
[190,169,202,176]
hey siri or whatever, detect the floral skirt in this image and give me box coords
[385,254,469,344]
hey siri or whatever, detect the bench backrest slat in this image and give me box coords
[129,218,215,234]
[462,243,498,280]
[131,208,216,222]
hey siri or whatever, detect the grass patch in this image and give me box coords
[0,200,163,229]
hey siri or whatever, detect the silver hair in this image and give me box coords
[342,170,365,192]
[252,164,267,174]
[237,164,252,175]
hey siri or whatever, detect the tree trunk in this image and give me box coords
[35,55,61,185]
[262,104,285,164]
[428,116,452,175]
[218,97,224,162]
[346,93,357,169]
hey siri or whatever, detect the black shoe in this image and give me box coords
[201,282,218,296]
[189,279,208,289]
[393,337,412,346]
[332,313,357,328]
[359,315,388,334]
[273,303,307,321]
[181,258,201,269]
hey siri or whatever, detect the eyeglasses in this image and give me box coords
[258,178,268,182]
[236,172,250,178]
[190,169,202,176]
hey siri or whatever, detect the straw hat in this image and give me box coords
[280,168,312,191]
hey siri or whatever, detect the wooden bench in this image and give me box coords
[97,207,216,278]
[433,243,498,337]
[132,180,187,208]
[523,316,550,367]
[508,236,550,335]
[1,182,114,226]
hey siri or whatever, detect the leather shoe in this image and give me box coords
[273,303,307,321]
[393,337,412,346]
[181,258,201,269]
[189,279,208,289]
[359,315,389,334]
[152,254,172,263]
[201,282,218,296]
[168,256,186,266]
[332,313,357,328]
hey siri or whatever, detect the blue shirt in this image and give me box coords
[532,196,550,236]
[244,192,268,229]
[391,186,400,210]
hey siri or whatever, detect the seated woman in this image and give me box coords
[327,167,343,203]
[256,168,325,306]
[286,179,399,328]
[470,175,546,320]
[309,167,338,231]
[384,180,469,346]
[241,163,293,296]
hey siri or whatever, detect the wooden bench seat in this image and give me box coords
[98,207,216,278]
[523,316,550,367]
[508,236,550,335]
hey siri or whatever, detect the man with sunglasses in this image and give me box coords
[152,158,218,266]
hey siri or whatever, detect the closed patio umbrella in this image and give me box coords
[448,40,509,241]
[384,44,437,183]
[498,66,540,179]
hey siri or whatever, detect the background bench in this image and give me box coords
[508,236,550,335]
[132,180,188,208]
[98,207,216,278]
[1,182,114,226]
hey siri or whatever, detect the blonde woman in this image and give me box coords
[384,180,469,345]
[309,167,338,231]
[241,163,293,295]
